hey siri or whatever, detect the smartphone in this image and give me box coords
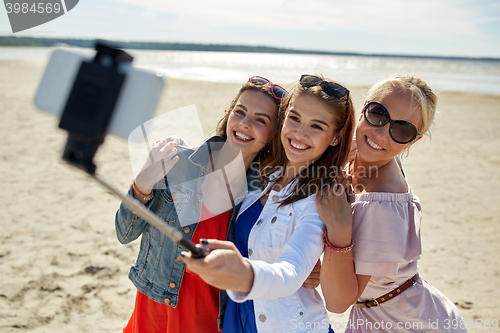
[34,46,166,141]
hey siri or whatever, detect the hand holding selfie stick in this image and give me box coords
[56,42,207,258]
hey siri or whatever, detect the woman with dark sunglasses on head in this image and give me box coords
[182,74,356,333]
[317,74,468,332]
[115,77,286,333]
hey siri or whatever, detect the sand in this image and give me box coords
[0,60,499,333]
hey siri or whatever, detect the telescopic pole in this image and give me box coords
[92,173,207,257]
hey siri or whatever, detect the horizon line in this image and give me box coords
[1,36,499,62]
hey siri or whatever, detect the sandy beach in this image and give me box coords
[0,60,499,333]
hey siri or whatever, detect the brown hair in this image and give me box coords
[214,81,283,165]
[259,76,356,207]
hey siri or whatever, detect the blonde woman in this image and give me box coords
[317,74,468,332]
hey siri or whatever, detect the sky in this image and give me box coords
[1,0,500,58]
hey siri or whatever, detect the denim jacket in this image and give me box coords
[115,136,261,330]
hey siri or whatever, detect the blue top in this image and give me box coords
[222,199,263,333]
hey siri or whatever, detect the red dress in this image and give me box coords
[124,205,232,333]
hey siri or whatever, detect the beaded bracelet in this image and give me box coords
[132,181,154,202]
[322,229,354,260]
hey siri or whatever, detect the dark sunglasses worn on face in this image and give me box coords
[299,75,350,100]
[363,101,419,144]
[248,76,288,100]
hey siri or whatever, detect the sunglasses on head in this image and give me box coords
[363,101,419,144]
[248,76,288,100]
[299,75,350,100]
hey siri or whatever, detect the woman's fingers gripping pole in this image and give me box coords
[181,239,254,292]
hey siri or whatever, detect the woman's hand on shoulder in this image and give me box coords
[316,173,353,247]
[134,139,180,194]
[182,239,254,293]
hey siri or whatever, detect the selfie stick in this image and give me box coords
[57,42,207,258]
[92,174,207,256]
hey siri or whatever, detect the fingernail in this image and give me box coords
[178,252,184,258]
[200,239,209,245]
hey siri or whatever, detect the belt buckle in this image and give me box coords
[365,299,379,308]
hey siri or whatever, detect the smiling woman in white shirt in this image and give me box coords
[182,74,356,333]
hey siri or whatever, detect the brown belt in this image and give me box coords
[353,273,419,308]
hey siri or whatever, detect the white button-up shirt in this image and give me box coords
[228,172,330,332]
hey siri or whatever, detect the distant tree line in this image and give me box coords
[0,36,498,61]
[0,36,326,53]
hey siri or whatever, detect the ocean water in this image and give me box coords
[2,46,500,95]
